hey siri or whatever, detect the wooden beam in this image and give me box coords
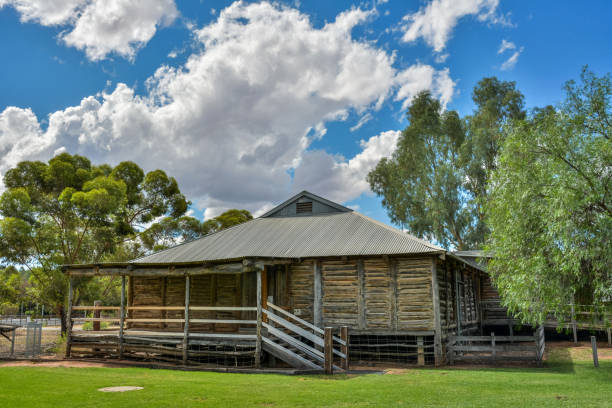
[390,259,399,331]
[67,262,250,277]
[340,326,349,370]
[255,268,262,368]
[313,260,322,327]
[431,258,443,366]
[65,278,73,358]
[119,276,126,358]
[357,260,366,330]
[324,327,333,375]
[182,275,190,365]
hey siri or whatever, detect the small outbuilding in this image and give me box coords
[64,191,486,370]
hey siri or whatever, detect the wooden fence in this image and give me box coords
[447,326,545,365]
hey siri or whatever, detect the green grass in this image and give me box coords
[1,352,611,407]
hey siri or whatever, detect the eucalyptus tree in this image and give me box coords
[0,153,189,332]
[368,78,525,249]
[485,68,612,324]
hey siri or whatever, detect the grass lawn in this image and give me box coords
[1,346,610,407]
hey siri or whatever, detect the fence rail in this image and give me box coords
[448,326,545,365]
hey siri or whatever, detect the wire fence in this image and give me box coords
[0,324,61,358]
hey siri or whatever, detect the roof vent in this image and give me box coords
[296,201,313,214]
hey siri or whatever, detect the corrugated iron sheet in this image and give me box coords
[131,212,443,264]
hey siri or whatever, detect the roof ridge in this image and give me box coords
[351,211,444,252]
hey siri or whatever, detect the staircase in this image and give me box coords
[261,300,348,371]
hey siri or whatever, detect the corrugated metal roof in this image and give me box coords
[131,211,443,264]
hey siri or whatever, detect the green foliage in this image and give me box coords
[485,67,612,325]
[141,209,253,252]
[368,78,525,249]
[0,153,189,330]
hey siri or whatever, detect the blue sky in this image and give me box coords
[1,0,610,226]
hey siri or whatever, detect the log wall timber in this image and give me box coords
[396,258,434,331]
[321,260,359,327]
[288,261,314,322]
[131,277,163,330]
[363,259,391,329]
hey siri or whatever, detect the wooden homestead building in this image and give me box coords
[64,191,490,370]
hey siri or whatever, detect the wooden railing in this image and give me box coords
[447,325,545,365]
[263,299,349,373]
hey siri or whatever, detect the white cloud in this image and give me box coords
[500,47,523,70]
[350,113,373,132]
[0,2,452,214]
[293,130,401,203]
[395,65,455,110]
[401,0,503,52]
[0,0,178,61]
[497,39,516,54]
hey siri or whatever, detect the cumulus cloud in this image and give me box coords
[293,130,401,203]
[0,2,452,214]
[401,0,504,52]
[0,0,178,61]
[395,65,455,110]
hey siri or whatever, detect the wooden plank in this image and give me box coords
[417,336,425,366]
[189,306,257,311]
[357,260,366,330]
[262,337,320,370]
[256,268,262,368]
[189,319,257,324]
[263,323,324,362]
[72,306,121,310]
[267,302,324,335]
[340,326,349,370]
[431,258,442,365]
[65,278,73,358]
[324,327,333,375]
[119,275,126,358]
[182,275,190,365]
[450,335,535,342]
[264,311,324,347]
[314,260,322,327]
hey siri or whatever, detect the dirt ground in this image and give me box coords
[1,340,610,371]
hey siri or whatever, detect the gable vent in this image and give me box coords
[296,201,313,214]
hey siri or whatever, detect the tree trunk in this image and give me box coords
[59,304,67,335]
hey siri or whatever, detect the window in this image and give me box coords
[296,201,313,214]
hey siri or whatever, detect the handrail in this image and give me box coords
[266,302,346,346]
[263,308,347,360]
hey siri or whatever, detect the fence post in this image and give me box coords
[340,326,349,370]
[591,336,599,368]
[571,303,578,344]
[119,275,126,358]
[93,300,101,331]
[65,278,73,358]
[255,268,262,368]
[417,336,425,366]
[324,327,333,375]
[10,327,16,357]
[491,332,496,364]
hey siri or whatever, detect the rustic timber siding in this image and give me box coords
[288,261,314,321]
[165,277,185,331]
[189,275,214,332]
[364,258,392,329]
[131,277,163,329]
[321,260,359,327]
[396,258,434,331]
